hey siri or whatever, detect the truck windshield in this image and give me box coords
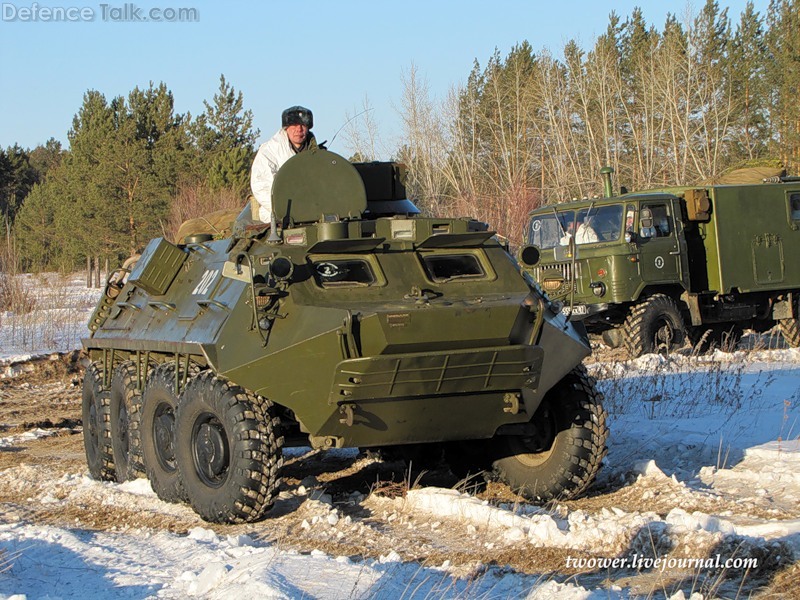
[575,205,624,244]
[526,212,575,249]
[526,204,623,249]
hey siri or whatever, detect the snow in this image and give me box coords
[0,273,100,365]
[0,521,603,599]
[1,273,799,598]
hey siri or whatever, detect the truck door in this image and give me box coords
[638,201,683,285]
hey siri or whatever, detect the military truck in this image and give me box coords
[81,149,608,524]
[519,169,800,357]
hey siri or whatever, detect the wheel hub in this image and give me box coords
[153,403,177,471]
[511,407,557,467]
[192,414,229,487]
[118,405,129,455]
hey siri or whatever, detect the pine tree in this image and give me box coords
[765,0,800,169]
[190,75,259,192]
[729,2,769,161]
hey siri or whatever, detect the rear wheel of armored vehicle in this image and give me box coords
[622,294,687,356]
[490,366,608,502]
[82,362,115,481]
[109,361,146,482]
[174,372,284,524]
[141,364,189,503]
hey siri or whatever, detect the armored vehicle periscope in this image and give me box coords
[520,168,800,357]
[82,149,608,524]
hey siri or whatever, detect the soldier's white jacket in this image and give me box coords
[250,129,315,222]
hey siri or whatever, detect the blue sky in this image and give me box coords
[1,0,769,158]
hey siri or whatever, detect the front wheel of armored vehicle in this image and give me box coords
[174,372,284,524]
[109,361,146,482]
[141,363,189,503]
[622,294,687,357]
[491,366,608,502]
[82,362,115,481]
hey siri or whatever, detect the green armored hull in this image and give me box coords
[83,149,608,523]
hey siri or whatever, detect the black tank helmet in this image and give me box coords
[282,106,313,129]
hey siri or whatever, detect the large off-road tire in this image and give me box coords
[688,323,743,354]
[109,361,146,482]
[82,362,115,481]
[141,363,188,503]
[174,371,284,524]
[779,296,800,348]
[622,294,687,357]
[490,366,608,502]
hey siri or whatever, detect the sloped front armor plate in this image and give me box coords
[330,345,543,403]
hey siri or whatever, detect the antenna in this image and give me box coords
[327,108,373,150]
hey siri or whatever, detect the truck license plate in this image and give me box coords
[562,304,588,316]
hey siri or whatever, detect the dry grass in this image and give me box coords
[165,181,245,241]
[0,243,35,314]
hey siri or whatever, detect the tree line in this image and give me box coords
[1,76,258,272]
[397,0,799,245]
[2,0,799,270]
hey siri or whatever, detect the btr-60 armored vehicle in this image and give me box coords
[520,169,800,357]
[82,149,608,523]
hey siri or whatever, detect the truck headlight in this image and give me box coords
[590,282,606,297]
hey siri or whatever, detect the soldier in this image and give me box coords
[575,215,599,244]
[250,106,318,222]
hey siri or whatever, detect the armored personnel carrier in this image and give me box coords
[82,149,608,523]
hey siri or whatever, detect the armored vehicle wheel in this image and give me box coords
[141,364,188,503]
[490,366,608,502]
[174,372,284,524]
[82,362,115,480]
[109,361,146,482]
[688,323,743,353]
[622,294,687,356]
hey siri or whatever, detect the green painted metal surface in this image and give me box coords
[84,150,591,448]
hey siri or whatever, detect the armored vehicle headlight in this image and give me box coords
[519,245,540,267]
[269,257,294,281]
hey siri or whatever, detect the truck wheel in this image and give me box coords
[490,366,608,501]
[622,294,686,356]
[175,371,284,524]
[109,361,146,481]
[141,364,188,503]
[689,324,743,353]
[82,362,115,481]
[779,297,800,347]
